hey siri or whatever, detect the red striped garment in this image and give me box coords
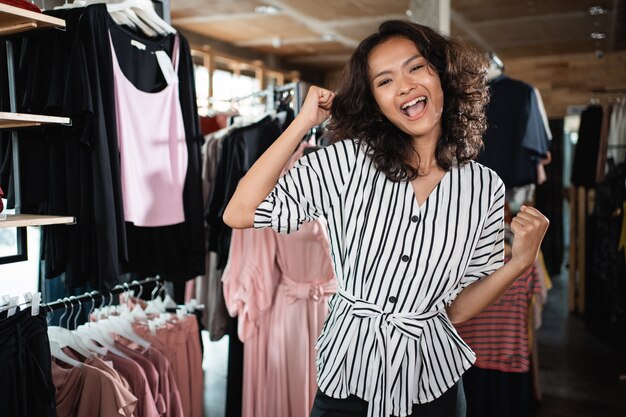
[454,258,541,373]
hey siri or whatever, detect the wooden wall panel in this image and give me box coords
[502,50,626,117]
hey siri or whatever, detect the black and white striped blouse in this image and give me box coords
[254,139,505,417]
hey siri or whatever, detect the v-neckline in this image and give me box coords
[410,167,452,211]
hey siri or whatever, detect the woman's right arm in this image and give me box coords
[223,86,335,229]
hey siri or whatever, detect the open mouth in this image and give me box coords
[400,96,427,118]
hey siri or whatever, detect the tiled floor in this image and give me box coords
[201,268,626,417]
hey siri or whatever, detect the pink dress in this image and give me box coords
[223,213,336,417]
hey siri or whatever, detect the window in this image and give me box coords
[195,65,210,116]
[0,223,40,298]
[211,69,261,117]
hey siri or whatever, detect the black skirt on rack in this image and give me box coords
[0,308,57,417]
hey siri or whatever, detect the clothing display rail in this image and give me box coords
[274,82,302,114]
[42,277,162,313]
[228,81,302,115]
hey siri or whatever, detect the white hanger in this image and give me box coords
[82,291,132,359]
[50,340,83,368]
[92,283,150,349]
[144,280,165,315]
[5,296,18,317]
[88,321,133,359]
[80,0,139,30]
[110,10,139,30]
[53,0,89,10]
[129,281,149,321]
[73,292,108,356]
[47,298,94,359]
[84,0,174,36]
[106,0,176,34]
[0,294,10,310]
[0,292,42,316]
[29,292,41,316]
[107,315,151,348]
[133,5,174,35]
[163,294,177,310]
[111,8,158,37]
[53,0,73,10]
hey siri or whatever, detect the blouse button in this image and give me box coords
[411,215,419,223]
[388,296,397,303]
[401,255,410,262]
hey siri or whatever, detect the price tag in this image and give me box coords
[131,39,146,50]
[155,50,178,85]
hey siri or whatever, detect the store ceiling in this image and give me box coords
[171,0,625,69]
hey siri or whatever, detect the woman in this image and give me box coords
[224,20,549,417]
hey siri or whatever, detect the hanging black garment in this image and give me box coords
[10,5,204,291]
[463,367,530,417]
[478,75,549,188]
[107,21,205,284]
[571,104,603,187]
[0,309,57,417]
[586,162,626,349]
[535,119,565,275]
[205,116,282,269]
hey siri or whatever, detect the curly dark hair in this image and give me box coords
[328,20,489,181]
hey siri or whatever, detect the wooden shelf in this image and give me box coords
[0,3,65,36]
[0,214,75,228]
[0,112,70,129]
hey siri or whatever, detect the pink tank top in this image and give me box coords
[109,33,188,227]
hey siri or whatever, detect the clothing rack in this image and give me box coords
[275,82,302,115]
[42,276,162,312]
[227,81,302,115]
[568,95,626,312]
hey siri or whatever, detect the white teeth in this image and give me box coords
[401,96,426,110]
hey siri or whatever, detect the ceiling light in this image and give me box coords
[255,5,282,15]
[588,6,608,15]
[405,9,413,17]
[590,32,607,40]
[321,34,337,42]
[271,37,283,48]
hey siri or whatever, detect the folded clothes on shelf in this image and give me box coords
[0,0,42,13]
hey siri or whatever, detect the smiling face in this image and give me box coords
[368,36,445,144]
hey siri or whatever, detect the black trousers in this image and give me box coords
[310,379,466,417]
[0,308,57,417]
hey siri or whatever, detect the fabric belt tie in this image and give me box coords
[337,290,444,417]
[282,275,337,304]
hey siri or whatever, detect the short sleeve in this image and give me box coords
[446,176,505,305]
[254,139,358,234]
[521,89,550,160]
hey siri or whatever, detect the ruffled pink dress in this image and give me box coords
[223,143,336,417]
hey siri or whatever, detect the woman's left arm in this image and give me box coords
[446,205,549,324]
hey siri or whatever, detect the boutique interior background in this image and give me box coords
[171,0,626,117]
[0,2,623,417]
